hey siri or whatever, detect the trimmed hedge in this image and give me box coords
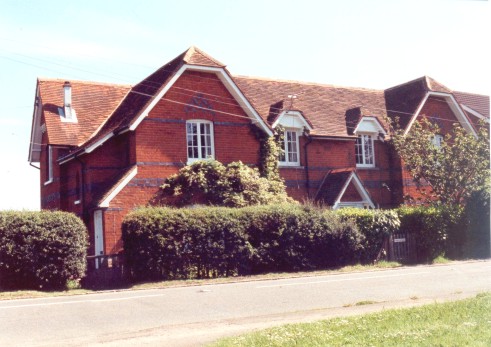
[0,211,88,290]
[122,205,364,281]
[396,205,464,262]
[336,208,400,263]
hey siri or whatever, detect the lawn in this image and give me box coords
[210,292,491,347]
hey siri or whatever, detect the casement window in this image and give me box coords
[44,145,53,185]
[279,129,300,166]
[186,120,214,163]
[355,134,375,168]
[432,134,444,148]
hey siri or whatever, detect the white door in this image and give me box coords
[94,210,104,269]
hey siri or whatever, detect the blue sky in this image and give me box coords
[0,0,488,210]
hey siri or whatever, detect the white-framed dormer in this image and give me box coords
[186,119,215,164]
[353,116,386,169]
[272,110,313,167]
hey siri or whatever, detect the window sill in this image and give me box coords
[279,165,304,169]
[356,166,379,170]
[187,157,215,165]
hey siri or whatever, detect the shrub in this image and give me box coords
[153,160,292,207]
[0,211,88,290]
[335,208,400,263]
[122,205,364,281]
[123,207,252,281]
[396,205,464,262]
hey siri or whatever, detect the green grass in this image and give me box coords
[0,261,402,300]
[210,293,491,347]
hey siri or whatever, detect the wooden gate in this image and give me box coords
[388,232,416,262]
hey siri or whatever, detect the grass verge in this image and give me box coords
[209,293,491,347]
[0,261,401,300]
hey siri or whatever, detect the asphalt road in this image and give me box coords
[1,260,490,346]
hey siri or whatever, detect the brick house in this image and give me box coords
[28,46,489,261]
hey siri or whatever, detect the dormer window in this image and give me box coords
[279,129,300,166]
[272,110,313,167]
[355,134,375,167]
[353,116,386,169]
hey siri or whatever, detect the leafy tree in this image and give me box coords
[153,160,293,207]
[390,118,490,205]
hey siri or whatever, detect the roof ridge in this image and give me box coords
[384,76,427,92]
[183,46,226,67]
[37,77,132,88]
[233,75,383,93]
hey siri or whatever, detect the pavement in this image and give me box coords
[0,260,490,346]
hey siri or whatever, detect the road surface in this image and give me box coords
[0,260,490,346]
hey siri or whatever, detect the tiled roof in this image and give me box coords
[92,165,137,208]
[234,76,387,137]
[315,168,354,205]
[183,46,225,67]
[36,47,488,156]
[38,79,130,146]
[453,91,490,118]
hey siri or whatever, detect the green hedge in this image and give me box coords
[396,205,464,262]
[122,205,364,281]
[335,208,400,263]
[0,211,88,290]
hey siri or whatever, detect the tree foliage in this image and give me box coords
[153,160,293,207]
[391,118,490,205]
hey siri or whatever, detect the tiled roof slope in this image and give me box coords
[234,76,386,137]
[315,169,353,205]
[453,91,489,118]
[384,76,447,130]
[38,79,130,146]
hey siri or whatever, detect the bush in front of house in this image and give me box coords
[0,210,88,290]
[122,205,364,281]
[396,205,464,262]
[153,160,293,208]
[335,208,400,263]
[242,204,363,272]
[123,207,252,281]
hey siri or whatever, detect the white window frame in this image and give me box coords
[279,128,300,167]
[355,133,375,168]
[432,134,444,148]
[44,145,53,185]
[186,120,215,164]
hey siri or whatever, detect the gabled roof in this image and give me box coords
[315,168,375,209]
[31,47,489,164]
[384,76,452,130]
[37,79,130,146]
[234,76,387,137]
